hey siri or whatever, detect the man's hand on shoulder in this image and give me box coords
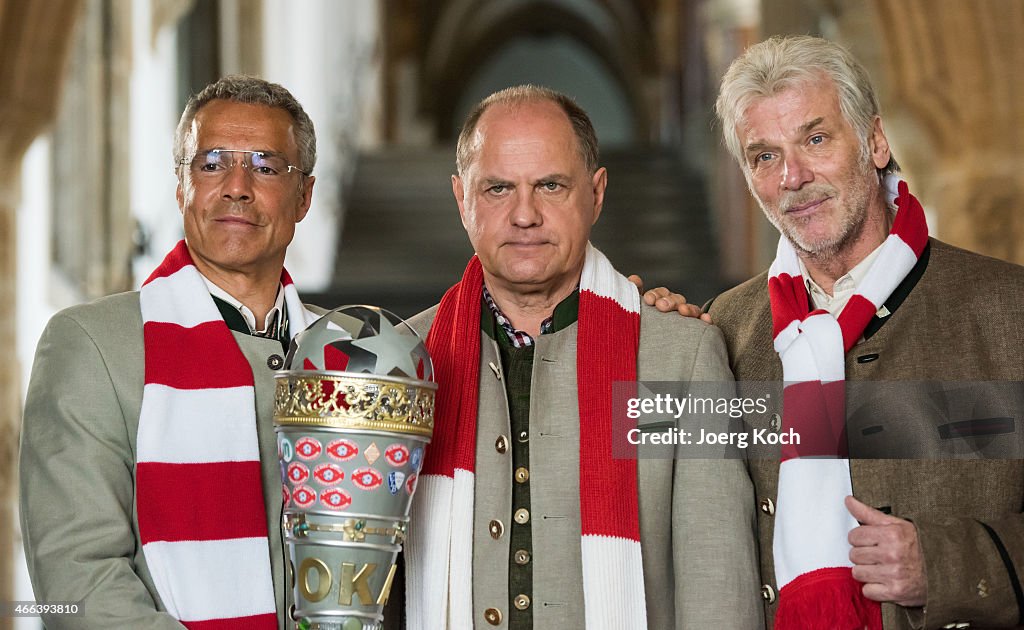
[846,495,927,608]
[627,274,713,323]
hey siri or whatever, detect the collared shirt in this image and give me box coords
[201,275,286,336]
[481,286,579,348]
[799,242,890,319]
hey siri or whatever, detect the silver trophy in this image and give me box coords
[275,306,435,630]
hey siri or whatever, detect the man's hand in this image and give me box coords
[846,495,927,608]
[627,275,712,323]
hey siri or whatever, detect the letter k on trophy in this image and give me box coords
[274,306,435,630]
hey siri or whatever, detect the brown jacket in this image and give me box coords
[708,239,1024,630]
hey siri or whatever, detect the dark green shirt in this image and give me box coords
[481,290,579,629]
[212,295,290,353]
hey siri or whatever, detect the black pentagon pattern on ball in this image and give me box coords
[284,305,434,382]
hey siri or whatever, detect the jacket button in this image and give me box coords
[514,508,530,525]
[267,354,284,370]
[759,498,775,516]
[514,549,531,565]
[489,519,504,539]
[514,594,531,610]
[761,584,776,604]
[515,467,530,483]
[484,607,502,625]
[768,414,782,431]
[495,435,508,454]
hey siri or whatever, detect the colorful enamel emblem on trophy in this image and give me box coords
[275,306,435,630]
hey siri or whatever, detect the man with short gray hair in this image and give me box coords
[707,35,1024,629]
[21,75,320,628]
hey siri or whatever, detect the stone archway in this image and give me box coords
[380,0,669,146]
[449,32,639,145]
[420,0,659,142]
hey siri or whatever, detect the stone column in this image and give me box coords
[703,1,766,283]
[869,0,1024,263]
[0,1,82,626]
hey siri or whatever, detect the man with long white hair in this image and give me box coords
[709,35,1024,630]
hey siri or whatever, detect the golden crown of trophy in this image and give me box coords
[275,306,435,630]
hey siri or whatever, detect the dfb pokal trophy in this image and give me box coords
[274,306,435,630]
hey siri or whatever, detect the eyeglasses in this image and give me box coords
[181,149,308,181]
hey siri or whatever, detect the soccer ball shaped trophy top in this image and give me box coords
[275,306,435,630]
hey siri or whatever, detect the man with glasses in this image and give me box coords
[20,75,318,628]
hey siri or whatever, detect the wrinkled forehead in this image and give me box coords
[190,100,297,155]
[737,78,843,142]
[469,102,583,172]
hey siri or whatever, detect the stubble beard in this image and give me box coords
[756,154,878,262]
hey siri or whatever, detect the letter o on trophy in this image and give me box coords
[299,557,333,603]
[275,306,436,629]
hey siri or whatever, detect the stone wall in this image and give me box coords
[0,2,84,626]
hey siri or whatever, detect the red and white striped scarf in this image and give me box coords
[136,240,314,629]
[406,243,647,629]
[769,176,928,629]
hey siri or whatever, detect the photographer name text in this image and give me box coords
[626,427,799,450]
